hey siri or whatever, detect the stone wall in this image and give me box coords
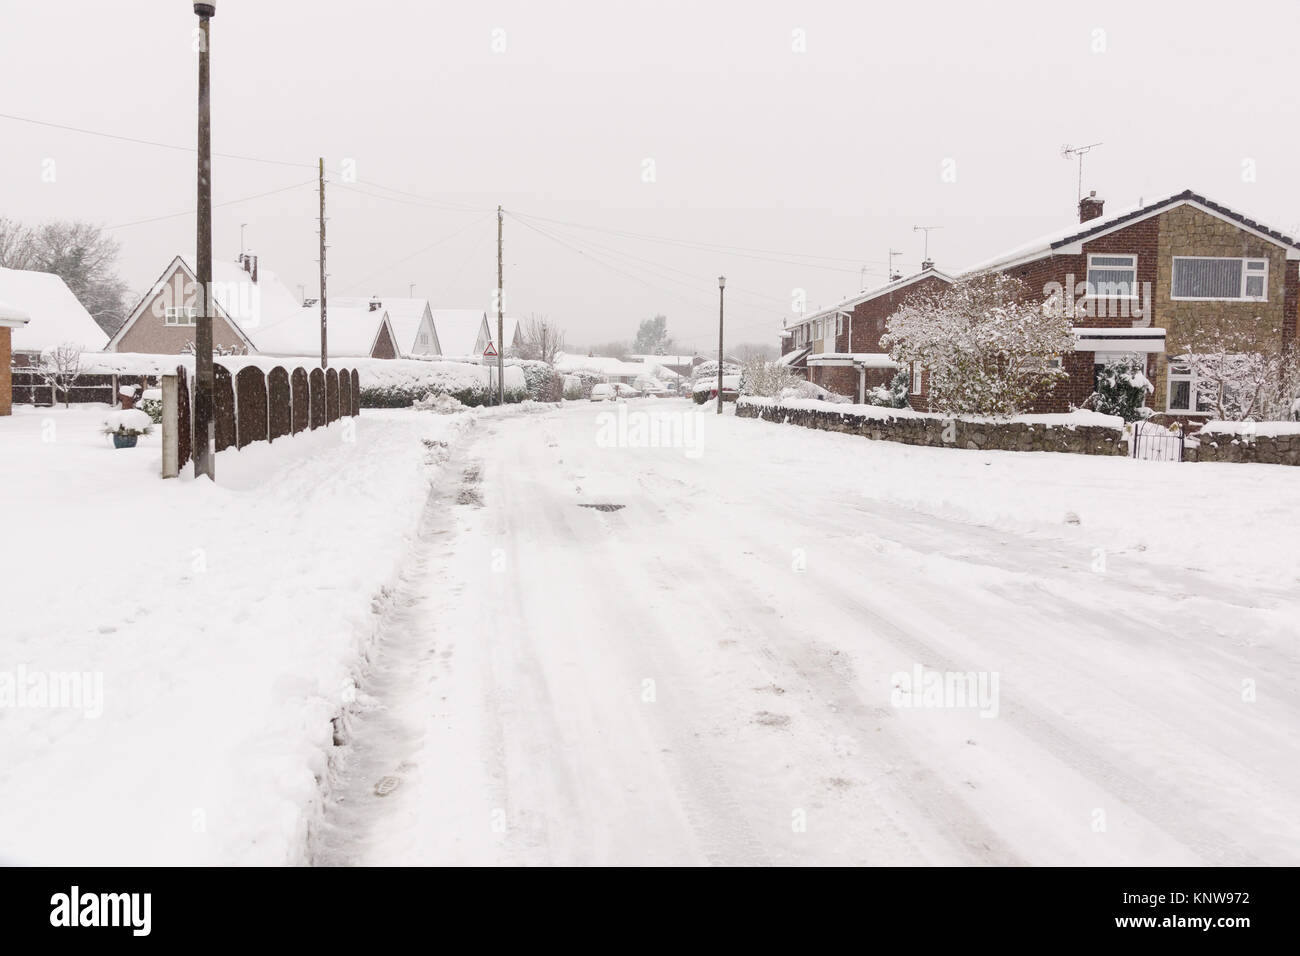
[737,400,1126,456]
[1191,432,1300,466]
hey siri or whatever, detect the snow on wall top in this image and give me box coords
[740,395,1124,430]
[0,267,107,353]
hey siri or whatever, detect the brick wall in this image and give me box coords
[0,327,11,416]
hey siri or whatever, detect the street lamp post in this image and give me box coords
[717,275,726,415]
[193,1,217,480]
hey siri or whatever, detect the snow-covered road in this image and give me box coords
[313,400,1300,866]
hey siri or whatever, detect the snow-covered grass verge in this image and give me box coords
[0,403,479,864]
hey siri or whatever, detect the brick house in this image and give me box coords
[965,189,1300,416]
[253,303,400,360]
[784,267,955,406]
[0,300,29,416]
[107,253,299,355]
[0,266,108,367]
[333,296,438,358]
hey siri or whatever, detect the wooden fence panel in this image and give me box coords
[268,367,291,441]
[214,364,236,453]
[326,368,340,423]
[235,366,268,449]
[177,365,192,472]
[291,368,309,435]
[309,368,325,430]
[351,369,361,415]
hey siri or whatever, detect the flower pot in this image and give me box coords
[112,433,139,449]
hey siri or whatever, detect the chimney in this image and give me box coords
[241,251,259,283]
[920,257,935,272]
[1078,190,1105,224]
[369,295,382,312]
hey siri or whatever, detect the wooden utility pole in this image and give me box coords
[319,157,327,368]
[496,204,504,406]
[193,3,215,481]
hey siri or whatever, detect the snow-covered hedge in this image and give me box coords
[739,397,1125,456]
[353,358,527,408]
[506,358,562,402]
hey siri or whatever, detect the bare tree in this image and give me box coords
[518,314,566,364]
[32,343,83,408]
[0,217,36,270]
[0,219,130,336]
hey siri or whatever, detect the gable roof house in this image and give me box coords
[253,303,399,360]
[334,295,437,358]
[0,266,108,365]
[786,266,956,405]
[430,309,491,360]
[964,188,1300,416]
[107,253,299,355]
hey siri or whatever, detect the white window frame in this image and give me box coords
[1085,253,1139,299]
[911,363,922,395]
[164,306,197,326]
[1170,256,1269,302]
[1165,361,1213,415]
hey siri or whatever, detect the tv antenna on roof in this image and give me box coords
[912,225,942,263]
[1061,142,1103,203]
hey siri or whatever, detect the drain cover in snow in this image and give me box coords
[578,503,624,512]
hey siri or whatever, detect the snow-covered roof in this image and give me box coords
[627,353,696,365]
[776,346,810,367]
[962,188,1300,275]
[0,298,31,328]
[806,352,901,368]
[0,267,107,353]
[430,309,488,358]
[211,259,301,333]
[554,353,648,377]
[796,267,957,325]
[253,304,390,358]
[334,297,430,355]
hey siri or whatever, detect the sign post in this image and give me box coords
[482,342,499,404]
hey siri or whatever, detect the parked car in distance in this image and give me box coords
[590,383,616,401]
[612,382,640,398]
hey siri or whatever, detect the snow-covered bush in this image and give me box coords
[863,369,911,408]
[738,357,801,397]
[1173,322,1300,421]
[777,380,853,404]
[138,387,164,424]
[881,273,1074,417]
[1086,356,1152,422]
[562,370,603,400]
[102,408,153,438]
[506,359,562,402]
[691,359,741,382]
[356,359,526,407]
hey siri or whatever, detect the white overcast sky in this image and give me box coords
[2,0,1297,351]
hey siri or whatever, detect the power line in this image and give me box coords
[107,180,316,229]
[0,110,317,169]
[337,214,494,294]
[334,181,493,215]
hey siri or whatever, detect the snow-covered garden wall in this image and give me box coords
[738,397,1127,456]
[1190,422,1300,466]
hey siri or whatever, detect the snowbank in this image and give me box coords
[0,404,481,864]
[1199,421,1300,438]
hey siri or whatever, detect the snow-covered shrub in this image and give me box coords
[777,380,852,404]
[507,359,562,402]
[881,272,1074,416]
[1086,356,1152,422]
[1173,321,1300,421]
[562,370,603,400]
[138,387,164,425]
[739,357,801,397]
[863,369,911,408]
[691,359,741,382]
[102,408,153,438]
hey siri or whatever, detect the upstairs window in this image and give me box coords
[1171,257,1269,301]
[165,306,196,326]
[1086,254,1138,297]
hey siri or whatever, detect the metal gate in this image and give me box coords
[1130,420,1185,462]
